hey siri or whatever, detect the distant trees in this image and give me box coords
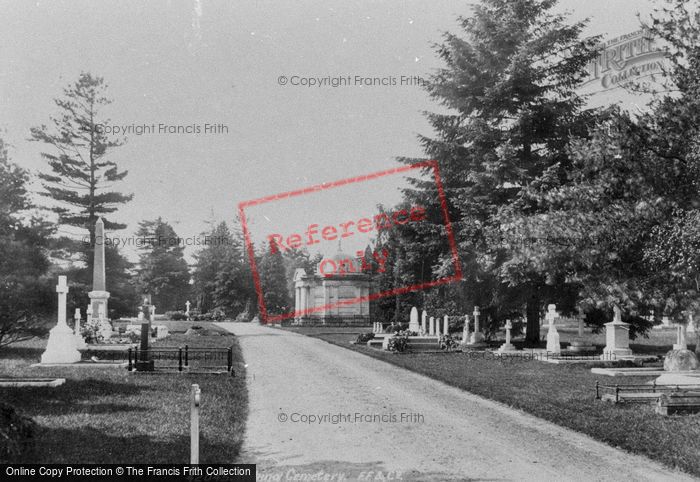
[0,137,54,348]
[192,221,256,317]
[136,218,191,312]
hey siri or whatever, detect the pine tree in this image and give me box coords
[31,72,133,249]
[398,0,600,344]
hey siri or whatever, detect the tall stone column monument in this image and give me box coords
[88,218,112,339]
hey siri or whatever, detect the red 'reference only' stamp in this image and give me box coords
[238,160,462,323]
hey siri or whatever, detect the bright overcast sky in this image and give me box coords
[0,0,656,262]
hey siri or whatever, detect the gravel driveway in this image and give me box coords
[217,322,695,481]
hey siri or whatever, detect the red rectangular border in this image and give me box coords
[238,160,462,323]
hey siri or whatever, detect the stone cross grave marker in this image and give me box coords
[40,276,81,364]
[469,306,485,344]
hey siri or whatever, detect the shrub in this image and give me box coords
[355,332,375,344]
[439,334,459,352]
[387,331,410,352]
[80,318,104,344]
[0,403,36,463]
[209,308,227,321]
[384,322,409,334]
[165,311,188,321]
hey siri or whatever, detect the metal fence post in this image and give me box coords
[595,380,600,400]
[227,346,232,372]
[191,384,201,464]
[178,347,183,372]
[127,348,132,371]
[185,344,189,367]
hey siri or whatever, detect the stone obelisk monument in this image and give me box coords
[89,218,112,339]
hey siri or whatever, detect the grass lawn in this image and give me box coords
[278,325,700,477]
[0,322,247,464]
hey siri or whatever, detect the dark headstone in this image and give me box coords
[134,300,154,371]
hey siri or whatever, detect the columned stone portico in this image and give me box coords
[293,248,373,326]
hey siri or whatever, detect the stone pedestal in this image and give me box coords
[601,307,632,358]
[421,310,427,335]
[409,307,420,333]
[134,317,154,372]
[41,276,81,364]
[90,298,113,340]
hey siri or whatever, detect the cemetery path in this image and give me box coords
[217,322,694,482]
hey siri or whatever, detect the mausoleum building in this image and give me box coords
[293,248,373,326]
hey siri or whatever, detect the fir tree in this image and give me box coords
[398,0,600,344]
[136,218,191,311]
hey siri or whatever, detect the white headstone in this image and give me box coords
[429,316,435,336]
[154,325,169,339]
[41,276,81,364]
[443,315,449,336]
[185,300,191,316]
[674,324,688,350]
[409,307,420,333]
[545,304,561,355]
[601,306,632,359]
[462,315,470,344]
[74,308,87,350]
[421,310,427,335]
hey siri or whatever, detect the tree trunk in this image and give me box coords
[525,293,541,346]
